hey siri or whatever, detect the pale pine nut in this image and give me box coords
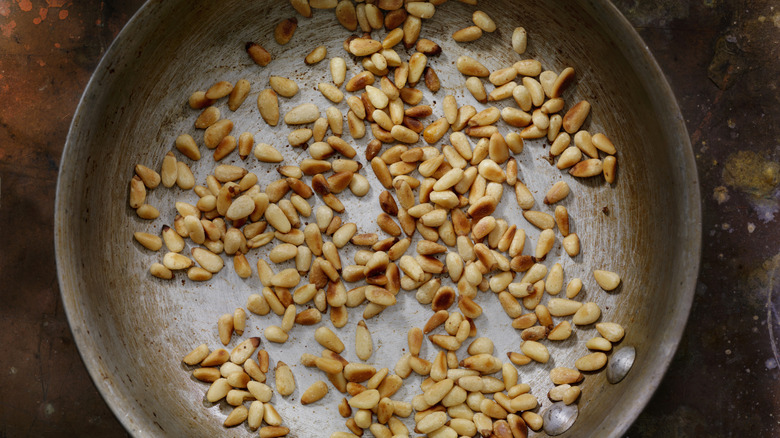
[520,340,549,363]
[594,269,621,290]
[265,325,288,343]
[354,320,373,361]
[573,302,601,325]
[512,27,528,54]
[597,322,626,342]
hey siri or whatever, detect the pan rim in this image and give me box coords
[54,0,702,436]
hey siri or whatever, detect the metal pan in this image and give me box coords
[55,0,700,436]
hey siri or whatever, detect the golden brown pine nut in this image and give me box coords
[257,89,280,126]
[453,26,483,42]
[246,42,271,66]
[457,55,489,77]
[274,17,297,45]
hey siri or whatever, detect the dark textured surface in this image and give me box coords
[0,0,777,436]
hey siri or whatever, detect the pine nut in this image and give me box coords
[273,361,296,397]
[574,130,599,158]
[203,81,232,100]
[554,146,580,170]
[522,210,555,230]
[594,269,621,290]
[596,322,625,342]
[403,15,421,48]
[162,251,193,270]
[603,155,618,183]
[585,336,612,352]
[520,340,549,363]
[273,17,298,45]
[302,44,327,65]
[351,320,373,361]
[246,41,271,66]
[501,107,531,129]
[421,117,449,144]
[300,380,329,405]
[453,25,483,42]
[269,76,299,98]
[406,1,435,18]
[576,352,608,371]
[285,103,320,125]
[257,89,279,126]
[587,131,616,155]
[573,302,601,325]
[263,403,283,427]
[563,100,591,133]
[204,119,233,149]
[532,229,554,260]
[486,80,515,101]
[349,389,381,409]
[512,27,528,54]
[315,326,345,353]
[457,56,489,77]
[264,325,288,343]
[133,231,162,251]
[271,268,300,288]
[150,263,172,283]
[188,90,213,109]
[509,393,537,413]
[465,77,487,103]
[259,426,289,438]
[172,134,200,163]
[539,70,558,98]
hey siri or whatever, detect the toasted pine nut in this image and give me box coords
[512,27,528,54]
[453,25,483,42]
[262,403,283,427]
[457,55,489,77]
[246,41,271,66]
[403,15,421,48]
[257,89,280,126]
[534,229,555,260]
[269,76,299,99]
[348,389,381,409]
[204,81,232,101]
[188,90,213,109]
[285,103,320,125]
[300,380,329,405]
[575,352,608,371]
[465,77,487,103]
[204,119,233,149]
[603,155,617,183]
[563,100,591,133]
[274,17,297,45]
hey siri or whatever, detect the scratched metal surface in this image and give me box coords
[8,0,780,437]
[52,0,698,436]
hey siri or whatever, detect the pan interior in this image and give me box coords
[56,1,700,436]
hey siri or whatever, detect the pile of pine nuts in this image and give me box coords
[182,339,293,436]
[127,0,629,436]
